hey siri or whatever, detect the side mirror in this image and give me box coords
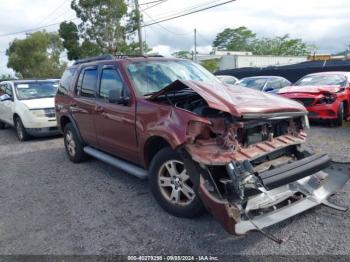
[265,87,274,93]
[0,94,12,102]
[108,89,121,103]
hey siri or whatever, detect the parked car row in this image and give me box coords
[216,71,350,126]
[0,56,349,243]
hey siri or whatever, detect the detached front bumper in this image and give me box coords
[196,157,350,236]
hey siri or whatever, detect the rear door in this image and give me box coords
[94,64,138,163]
[71,66,99,147]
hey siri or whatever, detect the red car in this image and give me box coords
[278,72,350,126]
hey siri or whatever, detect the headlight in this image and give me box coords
[30,109,46,117]
[316,94,337,104]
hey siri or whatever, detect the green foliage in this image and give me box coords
[213,26,256,51]
[59,0,147,59]
[0,74,14,80]
[6,31,66,79]
[213,26,316,56]
[172,50,192,59]
[200,59,219,73]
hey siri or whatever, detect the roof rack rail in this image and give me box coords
[73,55,114,65]
[73,54,165,65]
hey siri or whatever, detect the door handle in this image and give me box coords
[95,106,104,113]
[70,102,77,107]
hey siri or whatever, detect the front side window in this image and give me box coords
[127,60,220,96]
[295,74,346,87]
[239,78,267,91]
[15,82,58,100]
[80,68,98,98]
[99,68,124,101]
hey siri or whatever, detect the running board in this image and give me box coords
[83,146,149,179]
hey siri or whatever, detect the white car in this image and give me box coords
[216,75,239,85]
[0,80,60,141]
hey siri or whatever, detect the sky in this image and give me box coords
[1,0,350,75]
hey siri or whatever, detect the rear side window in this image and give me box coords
[0,84,6,95]
[266,79,282,90]
[77,68,98,98]
[99,68,124,101]
[58,68,76,95]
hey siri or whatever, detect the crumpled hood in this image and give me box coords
[279,85,342,94]
[20,97,55,109]
[149,80,307,118]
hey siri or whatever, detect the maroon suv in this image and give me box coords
[55,55,349,240]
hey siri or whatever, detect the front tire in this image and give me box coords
[149,147,205,218]
[15,117,30,141]
[64,123,87,163]
[334,102,344,127]
[0,121,5,129]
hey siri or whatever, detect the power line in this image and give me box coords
[143,0,168,11]
[143,0,236,27]
[141,9,191,36]
[0,18,79,38]
[145,0,224,23]
[36,0,70,26]
[139,0,164,5]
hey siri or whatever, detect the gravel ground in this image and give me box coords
[0,124,350,255]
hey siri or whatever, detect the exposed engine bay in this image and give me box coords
[151,87,350,243]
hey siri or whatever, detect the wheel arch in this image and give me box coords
[144,136,172,168]
[60,114,84,144]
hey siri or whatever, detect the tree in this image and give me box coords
[59,0,145,60]
[251,34,316,56]
[200,59,219,73]
[172,50,192,59]
[213,26,256,51]
[212,26,316,56]
[6,31,66,79]
[59,21,102,60]
[1,74,14,80]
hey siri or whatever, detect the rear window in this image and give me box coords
[295,74,346,87]
[58,68,76,95]
[78,68,98,98]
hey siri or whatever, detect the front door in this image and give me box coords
[71,66,99,147]
[0,83,15,125]
[94,65,138,163]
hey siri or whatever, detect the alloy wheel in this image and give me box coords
[16,120,23,140]
[65,131,76,157]
[158,160,195,206]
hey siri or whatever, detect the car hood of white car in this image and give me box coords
[20,97,55,110]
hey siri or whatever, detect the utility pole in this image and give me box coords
[194,28,197,62]
[135,0,144,55]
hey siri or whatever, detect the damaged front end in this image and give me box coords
[180,115,350,241]
[150,80,350,241]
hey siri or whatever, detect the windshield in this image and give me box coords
[15,82,59,100]
[127,60,220,96]
[295,74,346,87]
[238,78,267,91]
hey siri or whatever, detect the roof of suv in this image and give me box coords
[70,55,177,68]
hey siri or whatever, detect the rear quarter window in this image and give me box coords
[58,68,77,95]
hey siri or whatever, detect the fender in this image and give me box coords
[60,113,85,144]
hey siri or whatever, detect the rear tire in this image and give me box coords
[64,123,88,163]
[334,102,344,127]
[0,121,5,129]
[15,117,30,141]
[149,147,205,218]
